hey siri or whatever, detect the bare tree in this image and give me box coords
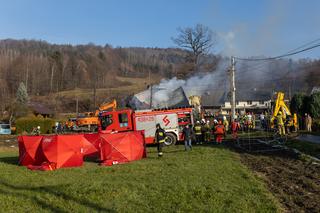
[172,24,215,71]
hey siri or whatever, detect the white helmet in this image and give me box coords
[214,119,218,123]
[37,126,40,129]
[206,120,210,123]
[223,116,226,120]
[196,121,200,124]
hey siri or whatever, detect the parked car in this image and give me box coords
[0,123,11,135]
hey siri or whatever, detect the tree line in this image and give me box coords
[0,27,319,114]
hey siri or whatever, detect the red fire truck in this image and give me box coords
[99,107,194,145]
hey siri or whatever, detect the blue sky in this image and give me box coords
[0,0,320,58]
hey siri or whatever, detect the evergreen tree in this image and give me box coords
[16,82,29,105]
[309,92,320,118]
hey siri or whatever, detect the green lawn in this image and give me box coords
[0,145,280,212]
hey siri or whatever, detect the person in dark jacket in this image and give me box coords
[155,123,166,157]
[182,125,193,151]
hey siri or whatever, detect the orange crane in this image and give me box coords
[76,99,117,131]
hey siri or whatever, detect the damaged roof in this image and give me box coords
[129,86,190,109]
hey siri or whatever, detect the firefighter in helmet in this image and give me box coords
[155,123,166,157]
[214,120,225,144]
[203,120,211,143]
[193,121,202,145]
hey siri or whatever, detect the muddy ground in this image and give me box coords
[234,142,320,213]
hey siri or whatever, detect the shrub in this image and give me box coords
[309,92,320,118]
[313,118,320,132]
[16,116,55,134]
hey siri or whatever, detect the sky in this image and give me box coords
[0,0,320,58]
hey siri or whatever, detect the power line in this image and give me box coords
[286,38,320,54]
[235,43,320,61]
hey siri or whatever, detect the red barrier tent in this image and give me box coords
[18,136,44,166]
[41,135,83,168]
[100,131,146,166]
[83,133,100,157]
[18,131,146,170]
[19,134,97,170]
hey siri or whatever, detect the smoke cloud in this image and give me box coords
[151,60,229,104]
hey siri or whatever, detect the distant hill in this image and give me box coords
[0,39,319,113]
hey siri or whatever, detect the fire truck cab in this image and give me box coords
[99,107,194,146]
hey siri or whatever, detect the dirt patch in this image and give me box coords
[240,150,320,212]
[0,135,17,150]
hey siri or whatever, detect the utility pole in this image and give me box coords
[150,85,153,109]
[76,96,79,116]
[93,69,97,110]
[230,56,236,120]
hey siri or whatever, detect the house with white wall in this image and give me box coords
[202,90,272,115]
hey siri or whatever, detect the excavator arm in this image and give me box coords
[94,99,117,116]
[271,92,294,127]
[272,92,291,119]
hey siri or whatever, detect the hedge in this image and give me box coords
[16,116,55,134]
[313,119,320,132]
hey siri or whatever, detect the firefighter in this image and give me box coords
[306,114,312,132]
[277,111,285,136]
[155,123,166,157]
[32,126,41,135]
[203,120,211,143]
[293,113,298,132]
[223,116,229,133]
[214,120,225,144]
[239,114,245,131]
[285,115,293,134]
[247,112,253,130]
[231,119,240,141]
[194,121,202,145]
[201,119,206,142]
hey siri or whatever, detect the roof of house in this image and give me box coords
[236,89,271,101]
[202,88,271,107]
[201,90,227,107]
[163,87,190,108]
[29,102,53,115]
[129,86,190,109]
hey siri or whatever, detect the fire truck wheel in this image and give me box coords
[164,132,177,146]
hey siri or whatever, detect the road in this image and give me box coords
[297,134,320,144]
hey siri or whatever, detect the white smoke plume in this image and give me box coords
[151,60,229,104]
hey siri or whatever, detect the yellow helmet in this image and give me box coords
[278,111,282,115]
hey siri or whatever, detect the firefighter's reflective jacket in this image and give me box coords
[155,128,166,143]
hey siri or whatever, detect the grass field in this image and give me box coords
[0,145,280,212]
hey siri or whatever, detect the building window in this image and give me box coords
[247,101,252,105]
[259,101,264,104]
[236,101,239,105]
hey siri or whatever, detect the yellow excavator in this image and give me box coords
[271,92,298,131]
[76,99,117,131]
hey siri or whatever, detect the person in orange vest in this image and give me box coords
[231,119,240,140]
[214,120,225,144]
